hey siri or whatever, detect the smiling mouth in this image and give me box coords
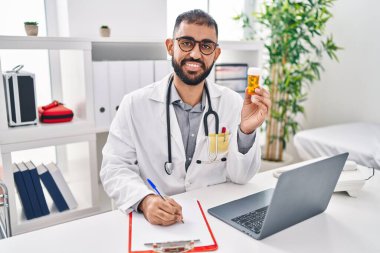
[182,60,205,72]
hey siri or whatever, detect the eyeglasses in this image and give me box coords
[175,36,218,55]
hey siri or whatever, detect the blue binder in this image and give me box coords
[17,163,43,218]
[13,164,35,220]
[25,161,50,216]
[36,164,69,212]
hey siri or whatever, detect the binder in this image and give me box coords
[44,162,78,210]
[17,162,43,218]
[36,164,69,212]
[138,61,154,88]
[92,61,111,130]
[124,61,140,94]
[128,199,218,252]
[154,60,173,82]
[12,164,35,220]
[108,61,126,119]
[24,161,50,216]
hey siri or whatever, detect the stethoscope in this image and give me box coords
[164,75,220,175]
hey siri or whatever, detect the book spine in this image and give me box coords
[13,164,35,220]
[26,162,50,216]
[45,163,78,209]
[18,163,42,218]
[37,164,69,212]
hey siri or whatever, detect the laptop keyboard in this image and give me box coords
[231,206,268,234]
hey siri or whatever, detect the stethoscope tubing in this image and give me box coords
[165,75,219,175]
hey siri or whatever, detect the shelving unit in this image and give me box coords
[0,36,111,235]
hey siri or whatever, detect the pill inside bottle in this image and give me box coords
[247,67,261,95]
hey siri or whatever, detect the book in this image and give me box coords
[44,162,78,210]
[12,164,35,220]
[17,162,43,218]
[24,161,50,216]
[36,164,69,212]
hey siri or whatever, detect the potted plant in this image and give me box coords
[235,0,341,161]
[100,25,111,37]
[24,21,38,36]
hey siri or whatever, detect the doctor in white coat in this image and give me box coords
[100,9,271,226]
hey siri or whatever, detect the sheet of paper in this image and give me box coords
[130,199,214,251]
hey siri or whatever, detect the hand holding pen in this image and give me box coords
[137,179,184,226]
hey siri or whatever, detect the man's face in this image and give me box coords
[166,22,221,86]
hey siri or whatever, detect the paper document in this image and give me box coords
[129,199,217,252]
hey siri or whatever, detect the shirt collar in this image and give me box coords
[171,82,206,112]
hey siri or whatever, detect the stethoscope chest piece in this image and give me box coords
[164,162,173,175]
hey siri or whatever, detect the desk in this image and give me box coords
[0,166,379,253]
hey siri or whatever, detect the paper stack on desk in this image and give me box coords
[129,199,217,252]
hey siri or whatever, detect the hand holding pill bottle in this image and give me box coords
[247,67,261,95]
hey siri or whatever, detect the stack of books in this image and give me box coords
[13,161,78,220]
[214,63,248,93]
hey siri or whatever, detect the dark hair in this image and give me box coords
[173,9,218,38]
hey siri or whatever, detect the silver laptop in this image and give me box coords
[208,153,349,240]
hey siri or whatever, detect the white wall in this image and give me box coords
[63,0,167,41]
[301,0,380,129]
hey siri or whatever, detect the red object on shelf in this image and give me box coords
[38,100,74,123]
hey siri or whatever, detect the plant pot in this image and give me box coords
[100,28,110,37]
[25,25,38,36]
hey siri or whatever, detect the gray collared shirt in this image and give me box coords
[170,83,256,171]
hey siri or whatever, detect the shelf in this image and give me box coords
[1,136,104,235]
[92,41,167,61]
[91,40,263,61]
[0,36,103,236]
[0,36,95,145]
[0,36,91,50]
[0,119,95,146]
[13,183,112,235]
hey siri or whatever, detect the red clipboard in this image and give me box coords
[128,200,218,252]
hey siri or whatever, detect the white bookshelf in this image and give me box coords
[0,36,111,235]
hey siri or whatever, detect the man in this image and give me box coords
[100,9,271,226]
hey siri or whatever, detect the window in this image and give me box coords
[167,0,246,41]
[166,0,208,37]
[0,0,47,36]
[0,0,51,105]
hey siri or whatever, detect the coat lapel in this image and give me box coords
[150,75,186,158]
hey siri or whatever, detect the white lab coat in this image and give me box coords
[100,75,261,213]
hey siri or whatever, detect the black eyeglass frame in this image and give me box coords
[175,36,219,55]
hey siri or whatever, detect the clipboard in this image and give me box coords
[128,199,218,252]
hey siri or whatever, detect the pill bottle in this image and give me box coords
[247,67,261,95]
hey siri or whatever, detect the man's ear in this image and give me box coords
[213,47,221,62]
[165,38,174,56]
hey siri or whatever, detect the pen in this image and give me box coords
[147,178,184,223]
[222,127,226,142]
[147,178,165,201]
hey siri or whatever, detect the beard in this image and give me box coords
[172,57,214,86]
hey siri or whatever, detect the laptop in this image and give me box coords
[208,153,349,240]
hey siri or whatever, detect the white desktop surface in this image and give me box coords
[1,165,379,253]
